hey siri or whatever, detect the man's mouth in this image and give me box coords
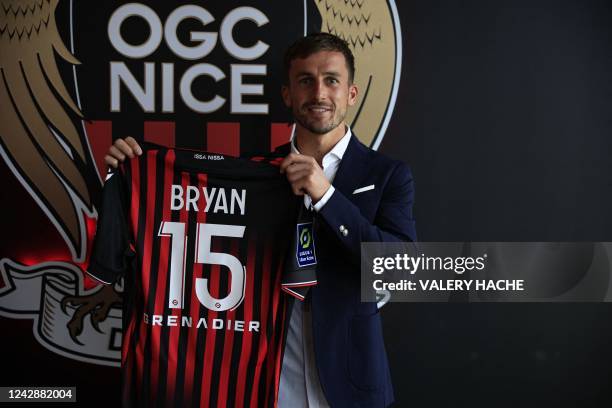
[305,105,333,114]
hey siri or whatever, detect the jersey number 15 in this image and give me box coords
[158,221,246,312]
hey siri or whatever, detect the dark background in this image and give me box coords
[2,0,612,406]
[381,0,612,407]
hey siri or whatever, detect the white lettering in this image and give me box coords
[108,4,163,58]
[248,321,259,332]
[165,5,217,60]
[162,63,174,112]
[231,65,267,114]
[180,64,226,113]
[203,187,216,212]
[213,188,228,214]
[186,186,200,211]
[170,185,184,210]
[110,62,155,112]
[220,7,269,60]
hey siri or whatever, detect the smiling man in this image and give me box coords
[104,33,416,407]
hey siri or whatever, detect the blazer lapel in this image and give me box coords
[332,134,371,197]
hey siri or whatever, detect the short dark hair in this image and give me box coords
[283,32,355,84]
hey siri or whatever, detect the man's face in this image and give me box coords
[282,51,358,135]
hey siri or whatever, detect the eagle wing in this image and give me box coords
[0,0,98,262]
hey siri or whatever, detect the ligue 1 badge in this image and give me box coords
[296,222,317,268]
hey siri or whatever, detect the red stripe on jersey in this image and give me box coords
[144,121,176,147]
[84,120,112,182]
[130,156,141,251]
[250,237,272,407]
[233,233,256,408]
[207,122,240,157]
[215,239,240,407]
[182,172,207,405]
[270,122,292,151]
[200,239,222,407]
[150,150,175,398]
[263,245,277,408]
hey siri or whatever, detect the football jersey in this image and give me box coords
[88,145,297,407]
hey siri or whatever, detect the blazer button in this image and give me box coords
[339,225,348,236]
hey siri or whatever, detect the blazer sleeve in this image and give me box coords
[317,161,416,266]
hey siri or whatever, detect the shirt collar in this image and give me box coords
[289,124,352,164]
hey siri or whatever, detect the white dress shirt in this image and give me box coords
[277,125,352,408]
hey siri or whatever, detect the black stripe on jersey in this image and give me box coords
[191,232,214,406]
[227,229,250,407]
[172,171,200,408]
[207,236,231,408]
[243,234,264,405]
[155,158,183,404]
[260,237,275,407]
[267,242,286,407]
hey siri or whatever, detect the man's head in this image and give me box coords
[282,33,358,136]
[283,32,355,85]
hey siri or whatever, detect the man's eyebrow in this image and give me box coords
[295,71,342,77]
[322,71,341,77]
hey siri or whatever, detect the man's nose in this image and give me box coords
[312,78,327,100]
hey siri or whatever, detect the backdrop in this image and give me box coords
[1,1,611,406]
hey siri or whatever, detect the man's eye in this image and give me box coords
[327,77,339,84]
[299,78,312,85]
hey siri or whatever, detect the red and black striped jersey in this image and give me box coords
[88,146,296,407]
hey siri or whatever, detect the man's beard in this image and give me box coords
[293,102,346,135]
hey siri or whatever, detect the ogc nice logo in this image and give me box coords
[0,0,401,366]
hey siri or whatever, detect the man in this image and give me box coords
[105,33,416,407]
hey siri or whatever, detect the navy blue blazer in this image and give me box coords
[277,134,416,407]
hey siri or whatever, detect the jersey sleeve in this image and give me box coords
[87,169,132,284]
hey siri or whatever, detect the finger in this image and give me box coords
[281,158,316,176]
[280,153,309,173]
[114,139,135,158]
[104,155,119,168]
[125,136,143,155]
[279,154,297,173]
[285,169,312,183]
[290,179,308,196]
[283,163,312,177]
[109,145,126,161]
[291,182,306,196]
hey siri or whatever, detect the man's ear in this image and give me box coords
[348,83,358,107]
[281,85,292,108]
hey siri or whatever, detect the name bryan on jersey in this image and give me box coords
[170,185,246,215]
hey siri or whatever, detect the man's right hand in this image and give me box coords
[104,137,143,168]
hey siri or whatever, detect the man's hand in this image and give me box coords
[104,137,143,168]
[280,153,331,203]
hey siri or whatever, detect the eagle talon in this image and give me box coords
[61,285,122,341]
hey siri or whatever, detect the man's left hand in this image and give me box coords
[280,153,331,203]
